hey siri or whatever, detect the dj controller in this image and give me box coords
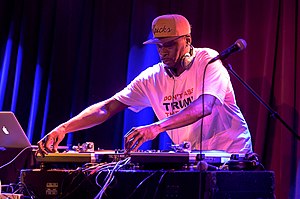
[35,149,259,171]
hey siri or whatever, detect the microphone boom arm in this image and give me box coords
[223,61,300,140]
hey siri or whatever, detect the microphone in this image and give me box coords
[208,39,247,64]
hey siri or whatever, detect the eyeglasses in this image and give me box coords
[156,35,187,48]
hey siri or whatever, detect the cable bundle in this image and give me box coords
[93,157,131,199]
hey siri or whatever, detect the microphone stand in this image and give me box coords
[222,61,300,140]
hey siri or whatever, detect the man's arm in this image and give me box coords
[124,94,216,151]
[37,97,129,156]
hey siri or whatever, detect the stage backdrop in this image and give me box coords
[0,0,299,198]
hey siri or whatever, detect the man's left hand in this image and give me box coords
[124,124,161,152]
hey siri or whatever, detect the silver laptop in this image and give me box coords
[0,111,31,149]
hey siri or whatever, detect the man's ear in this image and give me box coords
[186,36,192,45]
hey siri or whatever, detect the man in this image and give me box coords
[37,14,253,156]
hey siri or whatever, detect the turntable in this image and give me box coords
[129,150,243,170]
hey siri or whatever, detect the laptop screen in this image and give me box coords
[0,111,31,149]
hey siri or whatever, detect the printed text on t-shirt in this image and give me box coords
[163,88,194,116]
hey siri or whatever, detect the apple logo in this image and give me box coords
[2,126,10,135]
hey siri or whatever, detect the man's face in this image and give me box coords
[156,36,187,68]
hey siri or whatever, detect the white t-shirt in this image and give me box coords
[114,47,253,153]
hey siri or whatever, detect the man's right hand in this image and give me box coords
[35,126,66,157]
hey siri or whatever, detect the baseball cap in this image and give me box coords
[143,14,191,45]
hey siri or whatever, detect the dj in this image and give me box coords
[37,14,253,156]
